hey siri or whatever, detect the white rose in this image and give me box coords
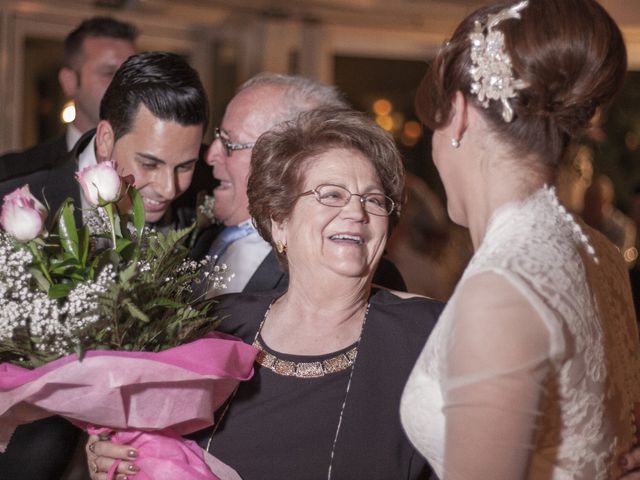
[76,161,122,206]
[0,185,48,241]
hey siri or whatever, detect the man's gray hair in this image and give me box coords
[238,72,349,126]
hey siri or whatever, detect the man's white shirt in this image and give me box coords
[66,124,82,151]
[207,219,272,297]
[76,135,98,213]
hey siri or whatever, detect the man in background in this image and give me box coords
[0,16,137,181]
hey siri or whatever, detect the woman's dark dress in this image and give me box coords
[191,288,443,480]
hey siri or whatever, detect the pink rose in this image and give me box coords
[0,185,48,241]
[76,161,122,206]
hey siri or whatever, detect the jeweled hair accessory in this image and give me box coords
[469,0,529,122]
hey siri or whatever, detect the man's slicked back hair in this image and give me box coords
[99,51,209,140]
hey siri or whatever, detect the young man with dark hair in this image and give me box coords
[0,51,209,479]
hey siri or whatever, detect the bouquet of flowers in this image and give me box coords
[0,162,257,479]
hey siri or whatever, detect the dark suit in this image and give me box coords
[0,131,90,226]
[0,134,68,182]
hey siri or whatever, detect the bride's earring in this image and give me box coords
[451,138,460,148]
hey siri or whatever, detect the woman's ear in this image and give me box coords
[450,91,469,143]
[95,120,115,163]
[270,217,287,246]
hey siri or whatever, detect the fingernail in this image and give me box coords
[127,450,138,458]
[128,464,140,472]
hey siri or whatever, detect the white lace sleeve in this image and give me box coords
[440,271,553,480]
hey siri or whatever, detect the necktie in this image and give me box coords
[207,223,255,260]
[193,224,255,301]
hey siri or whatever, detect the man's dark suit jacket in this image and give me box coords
[190,223,407,294]
[0,131,91,226]
[0,133,68,182]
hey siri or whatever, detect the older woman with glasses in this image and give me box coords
[86,108,443,480]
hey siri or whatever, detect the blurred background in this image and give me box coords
[1,0,640,299]
[2,0,640,194]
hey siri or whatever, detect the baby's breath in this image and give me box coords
[0,218,227,368]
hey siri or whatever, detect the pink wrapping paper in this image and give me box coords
[88,427,219,480]
[0,333,257,479]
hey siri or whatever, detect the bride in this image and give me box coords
[400,0,640,478]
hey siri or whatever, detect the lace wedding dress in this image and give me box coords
[401,186,640,479]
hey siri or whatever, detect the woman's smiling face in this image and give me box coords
[271,147,389,282]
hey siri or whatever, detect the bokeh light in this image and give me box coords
[61,101,76,124]
[375,114,394,131]
[400,120,423,146]
[373,98,392,116]
[625,131,639,152]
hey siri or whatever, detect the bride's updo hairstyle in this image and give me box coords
[417,0,626,167]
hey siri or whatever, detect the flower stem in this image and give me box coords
[103,203,117,250]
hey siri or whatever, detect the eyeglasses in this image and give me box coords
[298,184,396,216]
[213,127,256,157]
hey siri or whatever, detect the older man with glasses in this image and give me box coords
[194,73,406,298]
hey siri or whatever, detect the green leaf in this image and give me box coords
[48,283,73,299]
[47,197,74,229]
[119,261,137,284]
[50,257,80,274]
[107,249,121,268]
[145,297,184,309]
[130,188,145,240]
[78,225,90,266]
[115,238,133,253]
[123,299,150,323]
[58,202,79,259]
[75,344,86,362]
[30,267,50,291]
[32,237,47,247]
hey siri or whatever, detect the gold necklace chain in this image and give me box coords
[206,299,371,480]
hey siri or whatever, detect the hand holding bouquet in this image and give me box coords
[0,162,256,479]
